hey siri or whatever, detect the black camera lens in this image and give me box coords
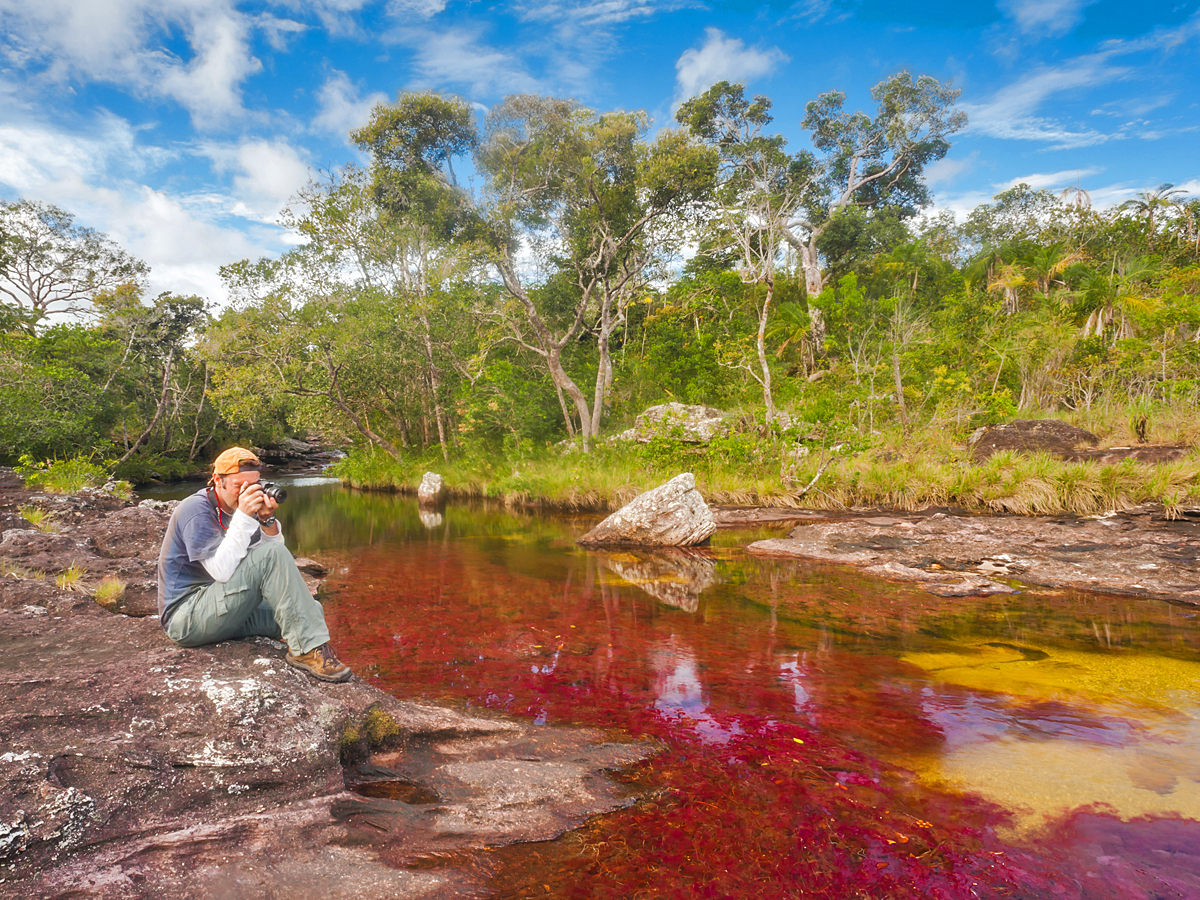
[260,482,287,503]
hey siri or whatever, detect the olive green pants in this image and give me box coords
[164,541,330,655]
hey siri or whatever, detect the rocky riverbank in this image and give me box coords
[0,471,653,899]
[741,504,1200,603]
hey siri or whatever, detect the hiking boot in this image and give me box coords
[286,643,352,683]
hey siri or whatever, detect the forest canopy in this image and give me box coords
[2,73,1198,491]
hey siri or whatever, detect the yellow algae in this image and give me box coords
[915,736,1200,838]
[901,642,1200,710]
[896,641,1200,837]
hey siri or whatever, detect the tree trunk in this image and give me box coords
[798,239,826,349]
[496,254,595,450]
[548,347,593,450]
[757,280,776,423]
[590,292,618,439]
[326,362,403,459]
[115,347,175,467]
[419,313,449,461]
[187,364,209,461]
[891,343,908,431]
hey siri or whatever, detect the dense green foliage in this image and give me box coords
[1,77,1198,503]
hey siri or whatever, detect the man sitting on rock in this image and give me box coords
[156,447,352,683]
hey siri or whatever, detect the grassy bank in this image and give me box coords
[331,423,1200,518]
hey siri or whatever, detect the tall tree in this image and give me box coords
[288,166,472,460]
[675,83,797,420]
[679,73,965,345]
[0,200,148,333]
[356,92,716,448]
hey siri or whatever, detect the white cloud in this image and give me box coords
[302,0,375,38]
[506,1,694,95]
[674,28,788,106]
[0,115,295,303]
[388,0,447,17]
[924,153,978,187]
[787,0,849,25]
[313,71,389,140]
[998,0,1097,38]
[518,0,687,27]
[256,14,307,52]
[0,0,263,127]
[961,55,1128,148]
[391,26,538,96]
[200,139,313,223]
[926,189,993,224]
[997,167,1104,191]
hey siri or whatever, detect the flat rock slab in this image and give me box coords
[748,511,1200,602]
[968,419,1098,461]
[712,507,843,527]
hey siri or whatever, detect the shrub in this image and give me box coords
[112,453,194,485]
[18,454,108,493]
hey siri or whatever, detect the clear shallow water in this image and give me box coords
[148,480,1200,898]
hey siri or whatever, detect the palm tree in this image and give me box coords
[766,302,811,359]
[1022,242,1087,299]
[1059,185,1092,209]
[988,261,1034,315]
[1079,255,1160,342]
[1120,183,1186,239]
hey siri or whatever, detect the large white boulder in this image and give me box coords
[577,473,715,547]
[613,403,728,444]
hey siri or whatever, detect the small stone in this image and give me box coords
[417,472,445,506]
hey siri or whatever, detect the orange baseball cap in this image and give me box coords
[211,446,262,476]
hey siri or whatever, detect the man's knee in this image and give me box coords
[251,540,294,567]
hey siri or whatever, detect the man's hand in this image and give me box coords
[236,482,267,518]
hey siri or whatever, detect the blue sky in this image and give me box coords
[1,0,1197,303]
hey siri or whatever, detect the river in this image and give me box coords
[146,476,1200,898]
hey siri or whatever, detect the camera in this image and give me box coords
[259,481,287,503]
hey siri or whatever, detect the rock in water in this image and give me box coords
[417,472,445,505]
[577,473,716,547]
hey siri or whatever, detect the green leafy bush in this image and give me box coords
[17,454,108,493]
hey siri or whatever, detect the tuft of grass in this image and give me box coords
[18,506,58,533]
[340,723,362,757]
[93,576,126,607]
[56,564,87,592]
[1,558,45,580]
[105,480,135,500]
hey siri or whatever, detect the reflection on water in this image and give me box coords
[172,481,1200,898]
[417,508,443,529]
[598,549,717,612]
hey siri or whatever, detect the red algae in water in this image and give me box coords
[322,529,1199,900]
